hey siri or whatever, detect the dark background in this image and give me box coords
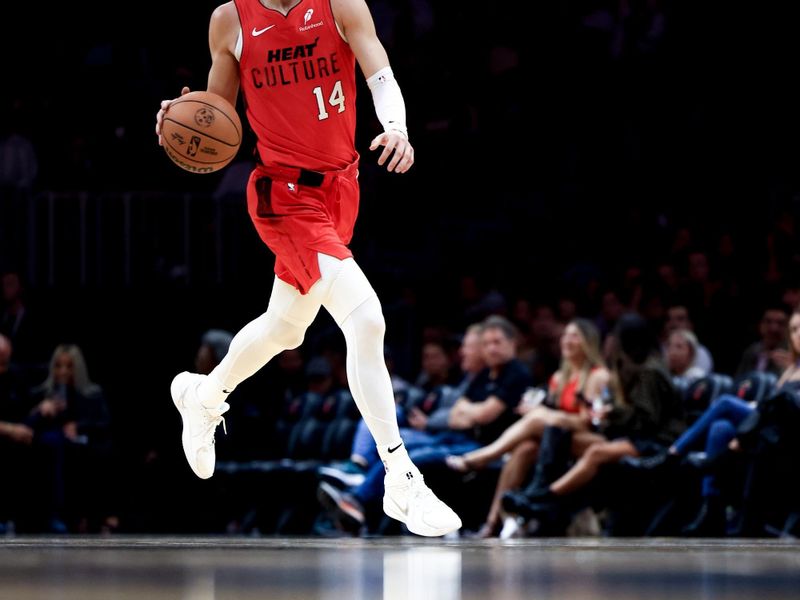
[2,0,800,531]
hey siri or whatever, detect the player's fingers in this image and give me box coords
[396,145,414,173]
[181,86,191,96]
[377,138,397,166]
[386,144,405,172]
[369,133,387,151]
[378,137,397,166]
[388,141,407,173]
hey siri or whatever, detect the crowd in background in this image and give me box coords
[1,0,800,536]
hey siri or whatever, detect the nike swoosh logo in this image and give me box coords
[252,25,276,36]
[388,443,403,453]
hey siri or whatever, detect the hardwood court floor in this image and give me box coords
[0,537,798,600]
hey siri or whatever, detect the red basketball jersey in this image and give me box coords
[234,0,358,171]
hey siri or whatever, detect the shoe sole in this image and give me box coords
[317,482,364,533]
[171,372,212,480]
[383,496,462,537]
[318,467,366,489]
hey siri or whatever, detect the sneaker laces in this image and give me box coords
[201,405,228,447]
[409,474,442,510]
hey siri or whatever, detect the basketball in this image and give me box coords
[161,91,242,174]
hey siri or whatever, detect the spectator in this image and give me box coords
[634,304,800,536]
[318,315,532,534]
[662,304,714,373]
[735,303,790,379]
[319,324,485,489]
[26,344,112,533]
[665,329,707,390]
[0,271,47,370]
[445,318,610,537]
[0,334,35,532]
[504,313,684,535]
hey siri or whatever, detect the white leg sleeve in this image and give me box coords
[198,276,322,408]
[318,256,403,452]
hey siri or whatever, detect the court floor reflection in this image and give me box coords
[0,537,798,600]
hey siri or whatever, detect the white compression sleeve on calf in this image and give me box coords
[366,66,408,138]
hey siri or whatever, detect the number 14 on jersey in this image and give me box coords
[312,80,345,120]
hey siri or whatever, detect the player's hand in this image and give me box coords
[370,130,414,173]
[156,86,191,146]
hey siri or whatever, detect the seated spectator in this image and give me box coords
[503,313,685,535]
[320,324,486,489]
[444,318,610,537]
[319,315,532,535]
[413,339,462,392]
[665,329,707,389]
[662,304,714,373]
[635,304,800,536]
[0,334,35,532]
[735,303,790,379]
[26,344,112,533]
[1,270,48,371]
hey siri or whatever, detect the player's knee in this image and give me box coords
[283,326,306,349]
[351,300,386,339]
[269,318,306,350]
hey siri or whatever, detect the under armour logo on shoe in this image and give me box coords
[405,471,414,480]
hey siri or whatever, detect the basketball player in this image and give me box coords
[155,0,461,537]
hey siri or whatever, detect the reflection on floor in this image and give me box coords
[0,537,799,600]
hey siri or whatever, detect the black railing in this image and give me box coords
[1,189,269,287]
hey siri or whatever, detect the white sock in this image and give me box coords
[378,442,415,476]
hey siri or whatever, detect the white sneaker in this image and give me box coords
[170,371,228,479]
[499,515,525,539]
[383,468,462,537]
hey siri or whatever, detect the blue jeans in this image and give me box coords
[350,407,435,469]
[352,431,479,504]
[673,395,753,498]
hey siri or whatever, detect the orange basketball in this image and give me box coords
[161,91,242,174]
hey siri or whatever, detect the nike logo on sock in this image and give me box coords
[222,390,231,394]
[388,443,403,454]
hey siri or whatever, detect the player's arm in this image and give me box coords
[156,2,240,145]
[331,0,413,173]
[206,2,241,107]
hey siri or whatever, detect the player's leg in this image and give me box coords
[171,275,322,479]
[317,253,462,536]
[200,277,322,407]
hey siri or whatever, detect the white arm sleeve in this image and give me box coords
[366,66,408,138]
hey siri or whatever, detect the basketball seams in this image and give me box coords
[161,91,242,173]
[164,96,242,146]
[162,122,237,164]
[162,144,215,173]
[163,117,240,148]
[162,132,234,166]
[169,99,242,139]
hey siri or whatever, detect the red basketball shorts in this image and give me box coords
[246,161,360,294]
